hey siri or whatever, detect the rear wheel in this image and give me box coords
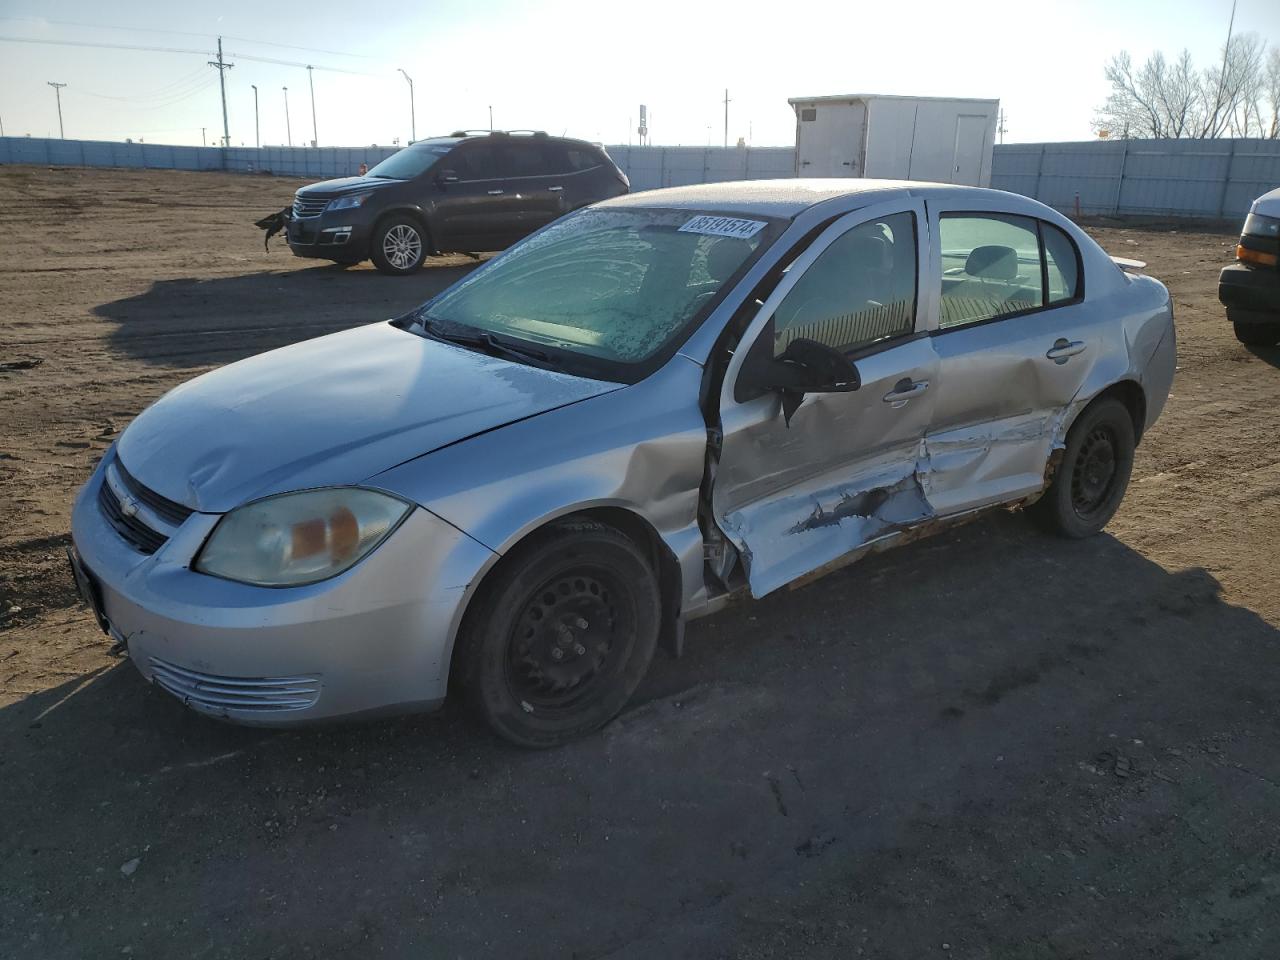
[456,521,660,748]
[1030,398,1135,539]
[1233,320,1280,347]
[370,217,427,275]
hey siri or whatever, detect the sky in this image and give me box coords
[0,0,1277,149]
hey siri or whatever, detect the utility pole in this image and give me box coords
[283,87,292,146]
[306,65,317,146]
[207,37,234,147]
[398,69,415,142]
[723,88,731,149]
[201,126,206,146]
[998,109,1007,144]
[250,84,259,148]
[488,105,493,132]
[47,82,67,139]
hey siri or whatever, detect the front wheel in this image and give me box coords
[1030,398,1135,538]
[455,521,660,748]
[370,217,427,275]
[1233,320,1280,347]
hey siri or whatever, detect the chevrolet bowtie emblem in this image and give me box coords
[118,493,141,519]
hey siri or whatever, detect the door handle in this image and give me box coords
[1046,338,1086,363]
[548,185,564,192]
[882,378,929,404]
[487,189,504,195]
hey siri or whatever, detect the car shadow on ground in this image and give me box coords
[1243,341,1280,369]
[4,512,1280,957]
[91,258,488,368]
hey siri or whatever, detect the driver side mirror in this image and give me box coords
[436,169,460,184]
[745,337,861,394]
[738,337,861,425]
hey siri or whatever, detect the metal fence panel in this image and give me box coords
[4,136,1276,218]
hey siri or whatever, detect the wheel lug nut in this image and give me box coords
[573,643,586,656]
[575,617,589,629]
[550,648,564,661]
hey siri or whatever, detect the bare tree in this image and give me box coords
[1266,47,1280,138]
[1094,32,1277,139]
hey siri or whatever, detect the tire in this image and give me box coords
[1030,398,1135,539]
[1232,320,1280,347]
[370,216,427,275]
[455,520,661,748]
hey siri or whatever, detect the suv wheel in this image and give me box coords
[371,217,426,275]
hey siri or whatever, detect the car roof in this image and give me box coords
[596,178,1007,218]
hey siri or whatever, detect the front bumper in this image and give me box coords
[1219,262,1280,322]
[69,460,496,726]
[287,208,376,262]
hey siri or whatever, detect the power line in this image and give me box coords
[0,15,374,59]
[0,35,377,75]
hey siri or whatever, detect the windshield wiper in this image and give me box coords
[418,314,552,367]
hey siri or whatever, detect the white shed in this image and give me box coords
[789,93,1000,187]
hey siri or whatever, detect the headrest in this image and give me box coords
[965,245,1018,280]
[844,235,890,271]
[704,238,752,283]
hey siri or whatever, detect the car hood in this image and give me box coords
[116,322,623,513]
[296,175,400,198]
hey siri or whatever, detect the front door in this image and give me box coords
[713,200,939,597]
[923,206,1102,514]
[432,141,509,251]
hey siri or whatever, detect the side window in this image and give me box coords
[938,214,1044,329]
[567,147,602,172]
[502,141,553,178]
[452,143,498,180]
[773,212,918,357]
[1043,223,1081,304]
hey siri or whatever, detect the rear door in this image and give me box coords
[713,200,939,597]
[923,204,1100,514]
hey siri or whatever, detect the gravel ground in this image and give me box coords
[1,165,1278,959]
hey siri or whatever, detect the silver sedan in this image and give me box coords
[69,179,1176,746]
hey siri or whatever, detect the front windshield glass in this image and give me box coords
[423,208,777,367]
[368,143,452,180]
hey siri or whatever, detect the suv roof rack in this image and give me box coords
[446,129,549,138]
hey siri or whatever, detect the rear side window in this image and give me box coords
[773,211,918,357]
[566,147,602,171]
[502,141,553,177]
[453,143,498,180]
[1043,223,1081,303]
[938,214,1043,328]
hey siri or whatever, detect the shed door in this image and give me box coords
[952,115,987,185]
[797,102,865,177]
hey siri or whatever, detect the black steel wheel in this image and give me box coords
[1029,397,1135,539]
[455,520,660,748]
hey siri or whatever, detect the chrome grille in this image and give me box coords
[98,479,167,554]
[149,657,321,713]
[292,194,329,218]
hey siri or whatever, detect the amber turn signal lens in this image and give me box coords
[1237,244,1278,267]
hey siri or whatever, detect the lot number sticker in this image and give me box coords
[678,215,767,239]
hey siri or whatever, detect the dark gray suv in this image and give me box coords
[287,131,630,275]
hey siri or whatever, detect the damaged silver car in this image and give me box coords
[69,180,1176,746]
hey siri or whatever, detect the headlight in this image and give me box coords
[327,193,371,211]
[1242,212,1280,239]
[195,488,412,587]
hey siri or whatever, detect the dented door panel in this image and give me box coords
[712,197,938,598]
[923,301,1109,514]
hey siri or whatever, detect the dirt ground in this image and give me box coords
[1,165,1278,959]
